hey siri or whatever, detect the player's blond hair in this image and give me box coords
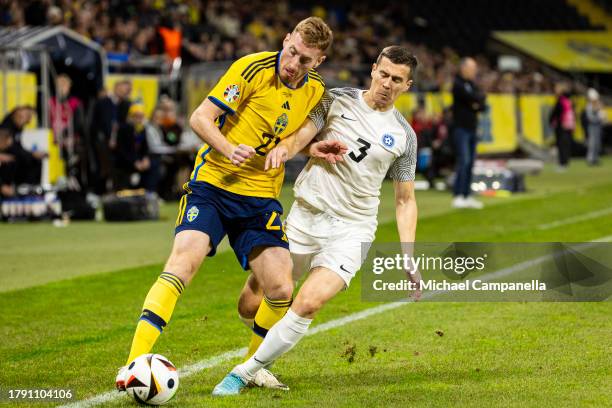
[293,17,333,52]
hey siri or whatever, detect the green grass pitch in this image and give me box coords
[1,159,611,407]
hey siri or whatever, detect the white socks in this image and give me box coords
[236,308,312,379]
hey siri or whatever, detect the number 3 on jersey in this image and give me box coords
[349,138,371,163]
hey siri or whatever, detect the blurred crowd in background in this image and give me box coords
[0,0,580,93]
[0,0,609,207]
[0,77,200,201]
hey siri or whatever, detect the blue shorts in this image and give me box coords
[175,181,288,270]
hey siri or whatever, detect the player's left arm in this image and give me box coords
[390,131,421,299]
[394,180,417,243]
[390,135,418,243]
[394,180,422,300]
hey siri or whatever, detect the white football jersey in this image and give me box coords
[293,87,417,222]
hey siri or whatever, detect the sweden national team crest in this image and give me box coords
[382,133,395,148]
[187,206,199,222]
[223,84,240,103]
[274,113,289,135]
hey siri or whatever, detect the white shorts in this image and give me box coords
[285,200,376,288]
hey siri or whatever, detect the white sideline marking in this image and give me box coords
[537,207,612,230]
[59,304,408,408]
[60,235,611,407]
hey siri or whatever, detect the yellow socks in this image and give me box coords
[245,296,292,359]
[126,272,185,365]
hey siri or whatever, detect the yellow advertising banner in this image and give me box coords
[395,92,518,154]
[185,75,214,119]
[493,31,612,72]
[477,94,518,154]
[519,94,587,146]
[0,71,38,128]
[519,94,556,146]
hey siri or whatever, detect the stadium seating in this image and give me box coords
[404,0,604,54]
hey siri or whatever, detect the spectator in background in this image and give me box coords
[46,5,63,26]
[451,57,486,209]
[0,105,44,185]
[0,0,588,93]
[49,74,87,188]
[410,105,435,185]
[584,88,606,166]
[158,96,183,147]
[145,107,167,154]
[549,82,575,171]
[427,107,453,188]
[157,97,187,199]
[114,104,156,192]
[145,106,174,198]
[89,79,132,194]
[411,105,433,145]
[0,127,16,197]
[1,105,35,144]
[158,15,183,60]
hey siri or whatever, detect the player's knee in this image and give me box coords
[264,281,294,301]
[237,301,255,320]
[165,249,201,284]
[237,291,260,319]
[294,297,323,318]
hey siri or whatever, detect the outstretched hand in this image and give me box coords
[309,140,348,164]
[407,268,422,301]
[265,145,289,170]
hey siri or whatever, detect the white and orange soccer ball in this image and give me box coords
[125,354,179,405]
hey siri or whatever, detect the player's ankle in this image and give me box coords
[232,364,254,382]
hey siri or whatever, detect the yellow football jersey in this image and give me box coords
[190,51,325,198]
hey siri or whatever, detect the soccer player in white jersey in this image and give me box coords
[212,45,421,395]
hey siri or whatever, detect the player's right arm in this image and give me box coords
[189,55,265,166]
[189,100,255,166]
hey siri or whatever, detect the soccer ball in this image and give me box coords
[125,354,179,405]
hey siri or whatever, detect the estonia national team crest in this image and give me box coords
[382,133,395,148]
[223,84,240,103]
[274,113,289,135]
[187,206,199,222]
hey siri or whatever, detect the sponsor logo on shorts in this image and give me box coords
[187,206,199,222]
[340,264,353,274]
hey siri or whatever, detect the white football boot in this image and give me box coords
[251,368,289,390]
[115,366,127,391]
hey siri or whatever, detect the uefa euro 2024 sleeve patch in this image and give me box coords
[223,84,241,103]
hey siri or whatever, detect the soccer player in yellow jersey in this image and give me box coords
[115,17,333,392]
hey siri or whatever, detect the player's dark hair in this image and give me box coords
[376,46,418,80]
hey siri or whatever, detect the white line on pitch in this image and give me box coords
[59,235,611,408]
[537,207,612,230]
[58,303,408,408]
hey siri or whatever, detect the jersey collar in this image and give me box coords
[276,51,309,90]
